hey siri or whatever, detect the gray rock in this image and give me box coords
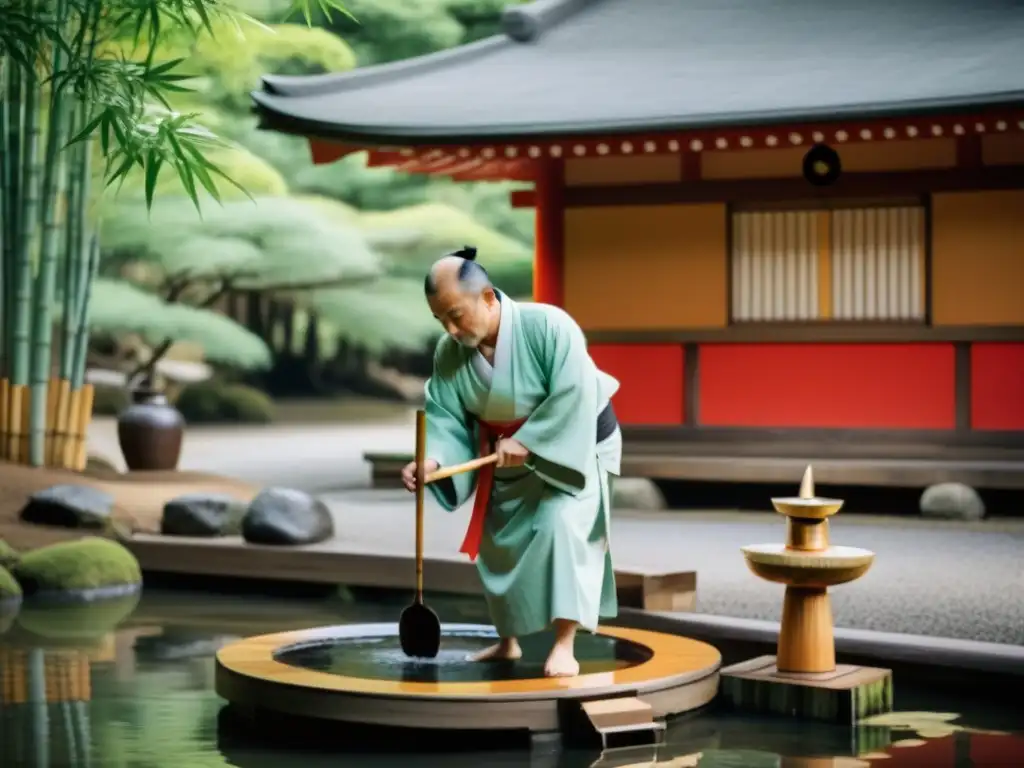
[612,477,667,511]
[919,482,986,521]
[162,494,247,537]
[20,484,115,529]
[241,488,334,546]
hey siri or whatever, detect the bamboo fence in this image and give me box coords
[0,379,94,470]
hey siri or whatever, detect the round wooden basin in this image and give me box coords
[741,544,876,588]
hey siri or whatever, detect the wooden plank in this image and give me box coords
[582,697,653,730]
[7,531,694,611]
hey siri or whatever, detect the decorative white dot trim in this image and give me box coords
[835,130,848,142]
[812,131,825,143]
[644,141,656,153]
[765,135,778,147]
[504,146,518,157]
[953,124,965,135]
[859,129,872,140]
[788,132,803,145]
[906,126,918,137]
[573,144,586,156]
[400,148,414,156]
[668,140,680,151]
[930,125,943,136]
[597,143,609,155]
[975,122,986,133]
[883,127,896,139]
[740,136,753,148]
[690,139,704,152]
[528,146,541,158]
[996,120,1008,131]
[458,148,470,158]
[550,145,562,157]
[482,148,495,158]
[1018,120,1024,130]
[621,141,633,154]
[715,137,728,149]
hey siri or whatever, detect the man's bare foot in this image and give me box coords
[467,638,522,662]
[543,643,580,678]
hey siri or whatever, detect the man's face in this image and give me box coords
[428,284,494,348]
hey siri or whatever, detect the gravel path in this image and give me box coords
[324,487,1024,646]
[87,418,1024,645]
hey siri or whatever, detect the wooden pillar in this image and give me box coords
[533,158,565,306]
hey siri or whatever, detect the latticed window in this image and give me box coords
[730,204,926,322]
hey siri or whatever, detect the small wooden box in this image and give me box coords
[720,655,893,725]
[616,570,697,612]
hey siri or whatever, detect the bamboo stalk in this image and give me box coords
[6,385,26,463]
[44,377,61,467]
[73,384,93,471]
[71,232,99,391]
[28,6,73,468]
[51,378,71,467]
[0,378,9,461]
[62,386,82,470]
[19,385,31,462]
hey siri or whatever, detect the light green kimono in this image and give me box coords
[424,296,622,639]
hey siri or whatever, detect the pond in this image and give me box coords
[1,587,1022,767]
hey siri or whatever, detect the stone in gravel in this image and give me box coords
[241,488,334,546]
[612,478,667,511]
[161,494,247,537]
[919,483,986,521]
[20,484,115,529]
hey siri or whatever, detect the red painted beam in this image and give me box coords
[533,159,564,305]
[510,189,536,208]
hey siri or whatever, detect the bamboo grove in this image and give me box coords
[0,0,346,469]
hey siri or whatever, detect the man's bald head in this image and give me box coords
[424,246,499,349]
[423,247,492,297]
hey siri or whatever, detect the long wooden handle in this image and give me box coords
[414,409,427,603]
[424,453,498,485]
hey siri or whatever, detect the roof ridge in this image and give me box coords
[501,0,597,43]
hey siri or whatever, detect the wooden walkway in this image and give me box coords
[0,523,696,614]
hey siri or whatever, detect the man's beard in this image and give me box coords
[454,333,481,348]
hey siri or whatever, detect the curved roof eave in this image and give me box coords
[252,89,1024,147]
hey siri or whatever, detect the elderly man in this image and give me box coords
[401,246,621,678]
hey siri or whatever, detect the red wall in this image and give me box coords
[698,343,957,429]
[971,342,1024,430]
[589,344,684,425]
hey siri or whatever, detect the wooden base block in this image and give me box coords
[617,570,697,612]
[719,655,893,725]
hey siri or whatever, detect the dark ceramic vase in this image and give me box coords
[117,385,185,472]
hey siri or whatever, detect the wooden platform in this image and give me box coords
[215,623,721,733]
[0,524,696,613]
[365,449,1024,490]
[719,654,893,725]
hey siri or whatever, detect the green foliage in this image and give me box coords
[0,565,20,600]
[0,540,20,572]
[12,537,142,592]
[175,381,275,423]
[191,21,358,110]
[101,195,382,290]
[312,276,441,354]
[329,0,466,65]
[89,279,273,370]
[92,385,131,416]
[356,202,534,296]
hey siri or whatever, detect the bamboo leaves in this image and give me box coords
[0,0,351,467]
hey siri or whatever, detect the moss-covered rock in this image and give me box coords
[12,537,142,601]
[0,539,19,570]
[0,565,22,603]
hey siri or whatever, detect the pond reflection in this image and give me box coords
[0,589,1022,768]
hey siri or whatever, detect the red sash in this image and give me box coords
[459,417,528,562]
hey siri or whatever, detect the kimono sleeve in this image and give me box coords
[424,341,478,511]
[513,308,598,496]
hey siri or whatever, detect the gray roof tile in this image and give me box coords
[253,0,1024,142]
